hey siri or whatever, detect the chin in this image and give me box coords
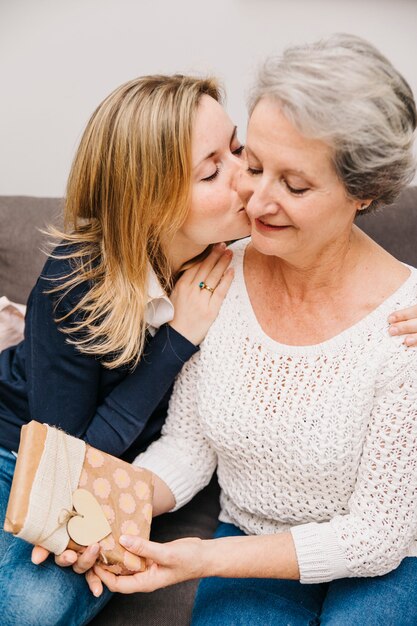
[226,227,251,242]
[250,231,287,257]
[229,218,252,241]
[209,214,251,244]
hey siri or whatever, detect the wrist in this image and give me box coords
[200,536,245,578]
[199,533,300,580]
[168,321,200,346]
[200,539,220,578]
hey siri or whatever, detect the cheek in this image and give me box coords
[294,199,351,237]
[190,187,228,224]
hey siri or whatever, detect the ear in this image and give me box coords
[356,199,373,212]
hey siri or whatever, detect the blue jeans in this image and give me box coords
[192,522,417,626]
[0,446,113,626]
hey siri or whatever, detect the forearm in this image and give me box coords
[152,473,176,516]
[93,526,299,594]
[200,532,300,580]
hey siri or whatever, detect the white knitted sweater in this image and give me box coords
[135,238,417,584]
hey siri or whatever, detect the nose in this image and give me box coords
[231,161,243,192]
[230,149,246,190]
[244,175,281,219]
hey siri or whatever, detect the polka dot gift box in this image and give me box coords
[4,421,154,574]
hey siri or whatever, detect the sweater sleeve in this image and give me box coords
[291,355,417,583]
[25,253,198,457]
[133,351,218,510]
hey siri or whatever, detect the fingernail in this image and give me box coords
[388,314,396,323]
[31,555,41,565]
[389,326,399,335]
[93,587,101,597]
[218,242,226,250]
[120,535,134,547]
[91,544,100,555]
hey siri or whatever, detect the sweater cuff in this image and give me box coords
[134,447,199,512]
[290,522,351,583]
[154,324,199,364]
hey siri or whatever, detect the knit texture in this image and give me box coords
[136,238,417,583]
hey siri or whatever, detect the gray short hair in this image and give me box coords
[249,34,416,212]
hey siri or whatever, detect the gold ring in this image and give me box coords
[198,281,215,293]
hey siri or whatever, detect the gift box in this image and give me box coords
[4,420,154,574]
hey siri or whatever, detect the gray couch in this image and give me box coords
[0,188,416,625]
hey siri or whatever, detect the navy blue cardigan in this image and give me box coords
[0,250,198,462]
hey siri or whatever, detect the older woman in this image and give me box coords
[91,35,417,624]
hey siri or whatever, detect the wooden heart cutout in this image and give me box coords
[67,489,112,546]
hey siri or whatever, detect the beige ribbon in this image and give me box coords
[17,425,85,554]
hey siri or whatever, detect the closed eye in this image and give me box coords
[285,181,309,195]
[201,167,219,182]
[247,166,262,175]
[232,145,245,157]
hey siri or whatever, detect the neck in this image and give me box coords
[260,227,365,302]
[168,232,207,274]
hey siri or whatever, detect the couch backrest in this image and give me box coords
[0,196,63,303]
[356,186,417,267]
[0,189,416,304]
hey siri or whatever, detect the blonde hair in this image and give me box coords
[50,74,221,368]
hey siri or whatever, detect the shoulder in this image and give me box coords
[199,240,251,347]
[40,241,85,280]
[375,266,417,388]
[388,265,417,318]
[33,241,95,314]
[227,237,251,272]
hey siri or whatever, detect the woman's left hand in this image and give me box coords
[91,535,205,594]
[388,305,417,346]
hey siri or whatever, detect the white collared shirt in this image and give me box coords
[145,265,174,335]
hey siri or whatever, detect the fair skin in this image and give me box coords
[33,96,417,593]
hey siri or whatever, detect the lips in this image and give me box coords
[255,218,291,231]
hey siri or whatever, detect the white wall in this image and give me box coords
[1,0,416,197]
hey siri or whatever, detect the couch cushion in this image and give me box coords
[0,196,63,303]
[356,186,417,267]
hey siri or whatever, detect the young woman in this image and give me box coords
[0,74,250,625]
[85,36,417,626]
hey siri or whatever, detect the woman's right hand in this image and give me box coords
[169,243,234,345]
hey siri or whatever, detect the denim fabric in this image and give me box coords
[192,522,417,626]
[0,446,112,626]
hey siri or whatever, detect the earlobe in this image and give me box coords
[357,200,372,211]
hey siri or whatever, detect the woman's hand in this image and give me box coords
[31,544,103,595]
[91,532,299,595]
[169,243,234,345]
[388,305,417,346]
[90,535,205,595]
